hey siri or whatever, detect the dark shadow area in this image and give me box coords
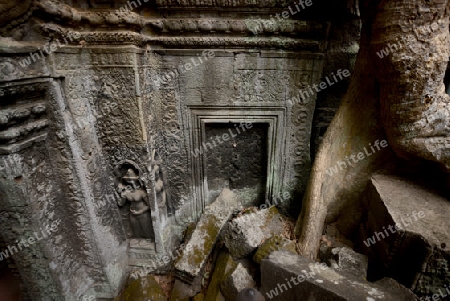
[205,123,269,206]
[0,260,23,301]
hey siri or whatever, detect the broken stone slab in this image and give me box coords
[253,235,297,264]
[363,174,450,296]
[174,188,241,283]
[320,245,368,279]
[115,275,167,301]
[261,250,416,301]
[205,250,237,301]
[375,278,418,300]
[220,263,256,301]
[171,266,203,299]
[170,279,198,301]
[334,247,368,279]
[224,206,284,259]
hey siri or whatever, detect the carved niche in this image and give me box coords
[115,161,155,242]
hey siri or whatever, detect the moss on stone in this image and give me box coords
[184,221,197,241]
[253,235,297,264]
[175,189,240,279]
[169,284,190,301]
[117,275,167,301]
[193,293,205,301]
[186,215,222,269]
[205,250,237,301]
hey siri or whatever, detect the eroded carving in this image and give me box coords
[116,163,155,240]
[147,149,173,215]
[233,70,292,102]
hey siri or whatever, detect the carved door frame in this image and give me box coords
[187,105,287,220]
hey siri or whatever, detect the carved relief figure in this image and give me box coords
[117,166,154,240]
[147,149,174,215]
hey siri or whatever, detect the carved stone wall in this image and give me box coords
[0,79,125,300]
[146,51,324,215]
[0,0,329,299]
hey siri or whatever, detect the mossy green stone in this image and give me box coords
[253,235,297,264]
[193,293,205,301]
[118,275,167,301]
[205,250,237,301]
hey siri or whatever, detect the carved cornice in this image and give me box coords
[148,19,327,37]
[30,0,315,34]
[1,0,328,51]
[47,27,322,50]
[155,0,292,8]
[0,0,36,34]
[148,36,321,50]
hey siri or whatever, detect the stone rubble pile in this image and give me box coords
[116,187,423,301]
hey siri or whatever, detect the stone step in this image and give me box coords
[261,250,417,301]
[362,174,450,297]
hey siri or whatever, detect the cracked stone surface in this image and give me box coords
[224,207,284,259]
[365,174,450,296]
[174,188,241,283]
[220,263,256,301]
[261,251,416,301]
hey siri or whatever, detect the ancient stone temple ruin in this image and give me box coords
[0,0,449,300]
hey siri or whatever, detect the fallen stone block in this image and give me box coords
[335,247,368,279]
[115,275,167,301]
[220,263,256,301]
[261,250,416,301]
[375,278,418,300]
[170,279,199,301]
[363,174,450,296]
[174,188,241,283]
[205,250,237,301]
[224,207,283,259]
[320,245,368,279]
[253,235,297,264]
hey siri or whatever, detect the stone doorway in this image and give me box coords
[187,106,287,218]
[204,123,269,206]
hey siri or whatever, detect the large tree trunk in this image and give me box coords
[295,0,450,259]
[374,1,450,170]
